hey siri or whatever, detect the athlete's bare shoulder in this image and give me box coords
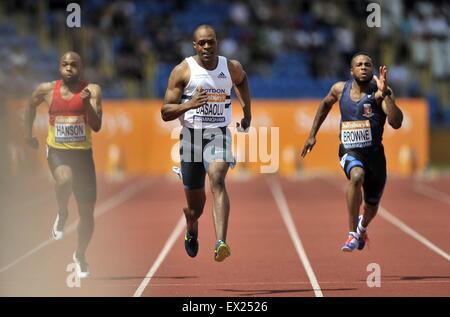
[227,59,246,85]
[36,81,56,95]
[170,59,190,86]
[329,81,346,99]
[227,59,243,69]
[332,81,346,94]
[31,81,56,106]
[86,83,101,94]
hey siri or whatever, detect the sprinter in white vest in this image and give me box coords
[161,25,252,262]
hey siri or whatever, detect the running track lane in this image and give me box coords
[278,176,450,296]
[0,176,182,296]
[2,176,449,296]
[414,178,450,213]
[382,178,450,254]
[138,175,318,297]
[0,175,144,269]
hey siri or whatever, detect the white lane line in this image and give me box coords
[414,182,450,207]
[0,178,152,273]
[133,216,185,297]
[326,179,450,263]
[141,279,450,287]
[266,176,323,297]
[378,207,450,262]
[3,279,450,291]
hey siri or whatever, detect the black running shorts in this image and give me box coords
[47,146,97,203]
[179,127,234,190]
[338,144,387,205]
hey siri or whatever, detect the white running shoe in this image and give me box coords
[52,214,66,241]
[72,252,90,279]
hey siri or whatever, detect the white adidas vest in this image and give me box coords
[179,56,233,129]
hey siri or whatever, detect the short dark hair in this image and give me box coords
[350,51,372,65]
[193,24,216,42]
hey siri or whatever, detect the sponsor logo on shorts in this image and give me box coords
[340,153,348,168]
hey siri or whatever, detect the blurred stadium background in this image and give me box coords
[0,0,449,186]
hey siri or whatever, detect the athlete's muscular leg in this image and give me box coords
[184,188,206,235]
[347,167,365,232]
[52,165,73,213]
[73,159,97,259]
[76,201,95,257]
[361,202,378,228]
[207,161,230,242]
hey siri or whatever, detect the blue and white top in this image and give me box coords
[180,56,233,129]
[339,80,386,150]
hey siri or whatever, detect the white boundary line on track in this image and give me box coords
[0,178,152,273]
[378,207,450,262]
[326,179,450,263]
[5,279,450,291]
[266,176,323,297]
[414,182,450,207]
[133,216,185,297]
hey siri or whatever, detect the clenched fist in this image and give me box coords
[80,88,91,103]
[189,86,209,109]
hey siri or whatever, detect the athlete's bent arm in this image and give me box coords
[161,62,208,122]
[301,82,344,157]
[82,84,102,132]
[25,82,53,148]
[374,66,403,129]
[229,60,251,130]
[381,90,402,129]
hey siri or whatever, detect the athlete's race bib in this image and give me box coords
[193,102,226,124]
[341,120,372,149]
[54,116,86,143]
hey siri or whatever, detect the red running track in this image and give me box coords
[0,173,449,296]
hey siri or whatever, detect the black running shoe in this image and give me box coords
[184,231,199,257]
[73,251,90,278]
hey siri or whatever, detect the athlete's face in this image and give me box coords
[193,28,218,64]
[59,55,82,84]
[351,55,373,84]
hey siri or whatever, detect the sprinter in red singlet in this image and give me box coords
[25,52,102,278]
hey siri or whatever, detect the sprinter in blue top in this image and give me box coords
[301,52,403,252]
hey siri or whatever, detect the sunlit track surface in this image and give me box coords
[1,174,449,296]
